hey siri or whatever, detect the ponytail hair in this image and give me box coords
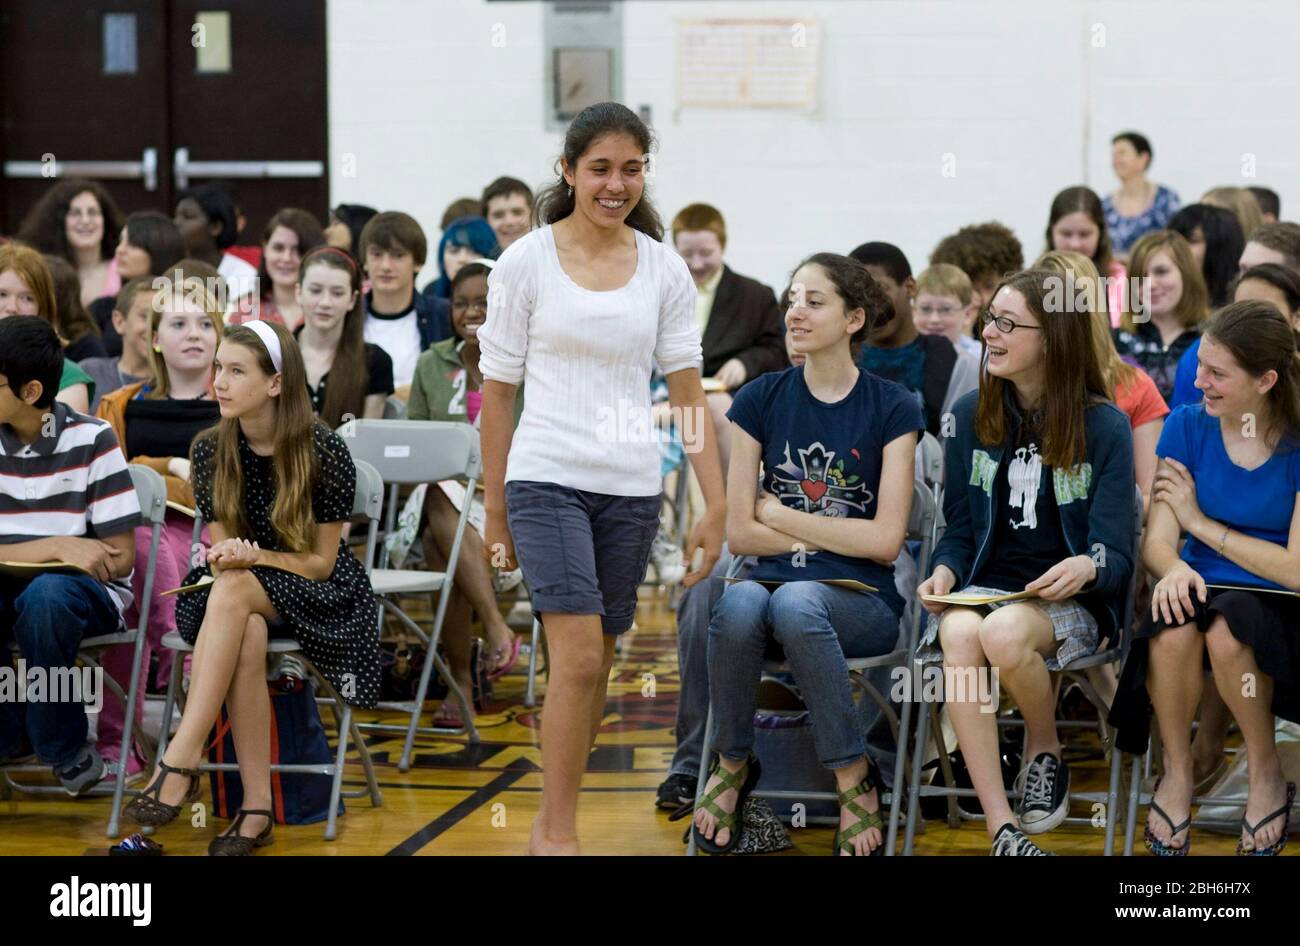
[534,102,663,241]
[1202,301,1300,451]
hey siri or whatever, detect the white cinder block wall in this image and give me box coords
[327,0,1299,294]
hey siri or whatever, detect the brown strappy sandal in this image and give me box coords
[208,808,275,856]
[123,761,203,827]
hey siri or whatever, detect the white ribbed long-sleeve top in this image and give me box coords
[477,224,703,496]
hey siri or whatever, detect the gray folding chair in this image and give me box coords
[152,459,386,841]
[339,419,482,770]
[686,479,939,855]
[0,465,167,839]
[382,396,408,420]
[902,486,1143,855]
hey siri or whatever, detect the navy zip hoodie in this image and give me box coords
[931,389,1137,640]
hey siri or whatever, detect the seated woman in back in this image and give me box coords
[408,260,519,723]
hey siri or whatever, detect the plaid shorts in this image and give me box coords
[921,585,1099,671]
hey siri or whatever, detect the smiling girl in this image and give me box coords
[477,101,726,855]
[1113,230,1209,403]
[95,264,224,773]
[124,320,380,854]
[293,246,393,425]
[1111,301,1300,856]
[232,208,326,330]
[917,269,1135,855]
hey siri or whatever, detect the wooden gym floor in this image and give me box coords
[0,587,1244,856]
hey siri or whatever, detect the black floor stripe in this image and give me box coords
[346,779,656,794]
[384,765,530,855]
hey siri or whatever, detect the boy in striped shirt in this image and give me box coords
[0,317,142,795]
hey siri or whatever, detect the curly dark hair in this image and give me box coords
[930,221,1024,287]
[782,252,892,360]
[16,178,123,264]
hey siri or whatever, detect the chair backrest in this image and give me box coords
[351,458,384,521]
[382,396,408,420]
[338,419,481,485]
[918,431,944,489]
[128,464,167,527]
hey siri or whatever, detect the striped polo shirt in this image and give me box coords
[0,402,143,617]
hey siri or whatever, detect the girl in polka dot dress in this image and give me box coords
[124,320,380,855]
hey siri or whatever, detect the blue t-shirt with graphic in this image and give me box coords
[1158,403,1300,589]
[727,365,925,616]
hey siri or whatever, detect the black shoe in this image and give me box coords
[655,772,697,810]
[991,823,1054,856]
[1016,752,1069,835]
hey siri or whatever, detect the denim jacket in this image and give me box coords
[931,390,1137,637]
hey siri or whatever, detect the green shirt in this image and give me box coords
[409,338,523,426]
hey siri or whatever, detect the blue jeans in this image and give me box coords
[707,580,900,769]
[0,573,121,767]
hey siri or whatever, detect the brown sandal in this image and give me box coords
[123,761,202,827]
[208,808,275,856]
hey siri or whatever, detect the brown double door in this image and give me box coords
[1,0,328,242]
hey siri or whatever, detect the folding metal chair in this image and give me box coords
[686,479,940,855]
[339,419,482,770]
[901,487,1143,855]
[152,458,386,841]
[0,465,167,839]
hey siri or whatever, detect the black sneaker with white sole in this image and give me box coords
[991,823,1054,856]
[56,745,105,797]
[655,772,697,810]
[1016,752,1069,835]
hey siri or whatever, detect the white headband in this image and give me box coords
[243,319,283,373]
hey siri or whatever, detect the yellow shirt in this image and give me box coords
[695,267,724,334]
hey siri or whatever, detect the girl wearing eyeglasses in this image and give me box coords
[917,269,1136,855]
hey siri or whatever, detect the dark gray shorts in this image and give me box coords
[505,480,662,635]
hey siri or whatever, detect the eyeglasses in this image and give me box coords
[981,310,1042,334]
[451,299,487,313]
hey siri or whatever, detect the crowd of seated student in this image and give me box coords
[2,127,1298,857]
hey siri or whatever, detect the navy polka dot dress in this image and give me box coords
[175,424,381,708]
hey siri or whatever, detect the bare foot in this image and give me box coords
[837,779,882,856]
[1147,769,1192,850]
[1240,775,1290,853]
[527,819,579,855]
[692,758,746,848]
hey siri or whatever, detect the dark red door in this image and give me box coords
[1,0,328,242]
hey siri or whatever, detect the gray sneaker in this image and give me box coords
[56,745,106,797]
[991,823,1054,856]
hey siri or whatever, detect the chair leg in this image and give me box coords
[903,690,931,855]
[1104,740,1122,856]
[153,649,185,769]
[686,701,714,856]
[525,618,541,708]
[325,705,350,841]
[106,662,143,840]
[349,713,383,807]
[930,708,962,828]
[1123,753,1142,855]
[887,686,914,856]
